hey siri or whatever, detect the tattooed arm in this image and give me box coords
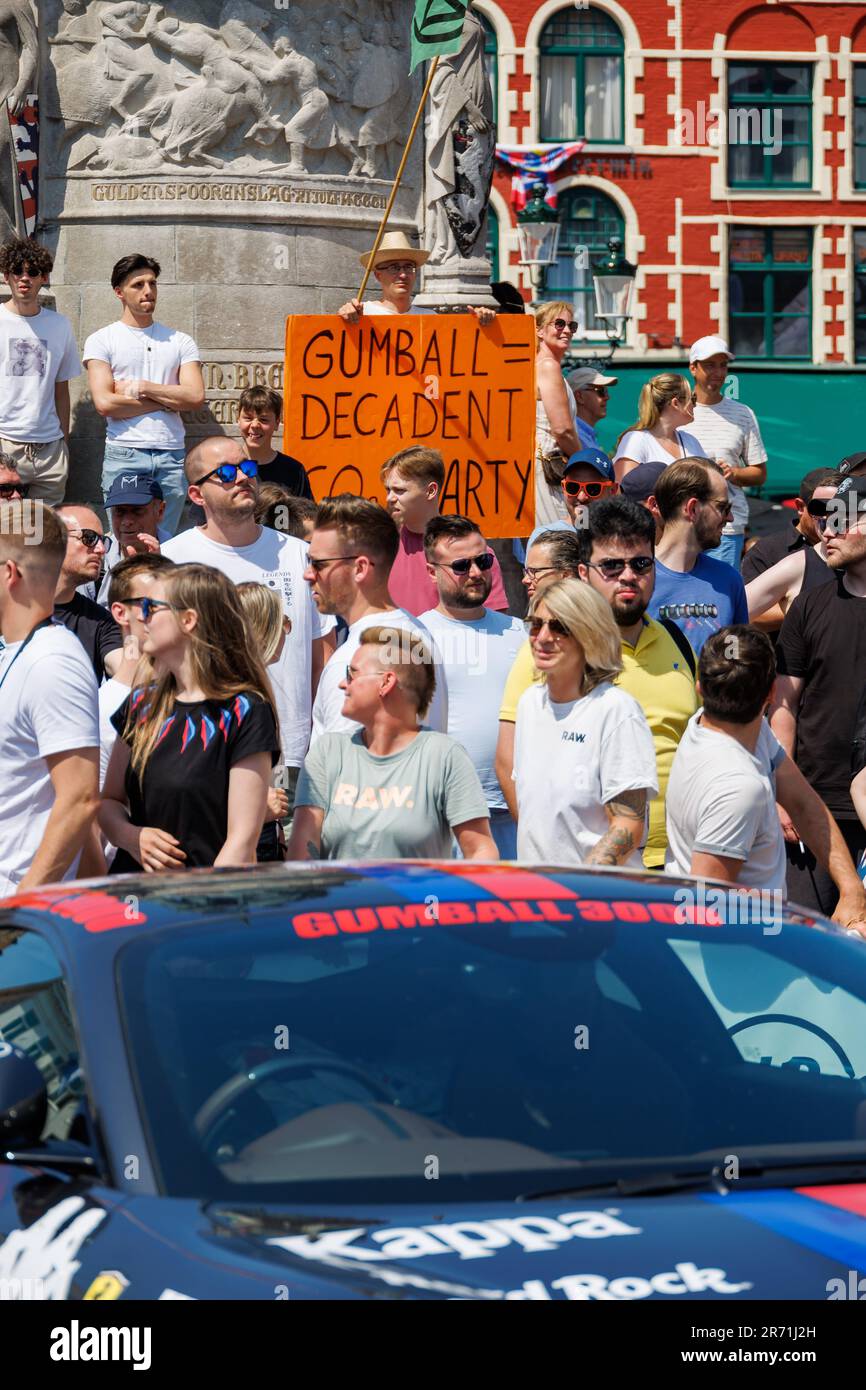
[585,789,648,867]
[286,805,324,861]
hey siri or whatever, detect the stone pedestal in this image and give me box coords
[39,0,426,499]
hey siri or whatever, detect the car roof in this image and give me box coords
[0,860,832,955]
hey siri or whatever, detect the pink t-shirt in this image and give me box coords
[388,527,509,616]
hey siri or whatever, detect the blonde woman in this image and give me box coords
[289,625,497,862]
[100,564,280,873]
[513,578,657,868]
[534,301,583,526]
[613,373,707,485]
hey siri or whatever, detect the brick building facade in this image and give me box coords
[479,0,866,370]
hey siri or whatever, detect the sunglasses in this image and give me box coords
[136,597,177,622]
[581,385,609,399]
[562,478,616,499]
[198,459,258,486]
[806,499,830,517]
[0,482,27,499]
[585,556,655,579]
[68,527,105,550]
[552,318,578,336]
[431,551,495,576]
[344,666,384,685]
[307,554,361,574]
[527,616,571,639]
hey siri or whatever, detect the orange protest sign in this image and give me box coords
[283,314,536,537]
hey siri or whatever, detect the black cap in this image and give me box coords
[838,451,866,478]
[619,460,667,504]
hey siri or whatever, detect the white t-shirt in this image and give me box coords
[0,304,81,442]
[81,320,200,449]
[514,681,658,867]
[98,676,132,787]
[665,711,787,894]
[419,607,526,810]
[363,302,436,316]
[311,608,448,743]
[613,429,708,469]
[0,623,99,897]
[688,399,768,533]
[161,525,335,766]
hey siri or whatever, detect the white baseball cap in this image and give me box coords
[689,335,734,364]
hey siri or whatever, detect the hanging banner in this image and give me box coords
[284,314,536,538]
[495,142,586,209]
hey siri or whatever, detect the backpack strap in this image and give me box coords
[658,617,697,680]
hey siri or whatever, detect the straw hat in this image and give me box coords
[359,231,430,271]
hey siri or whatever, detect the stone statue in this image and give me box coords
[425,2,494,263]
[0,0,36,116]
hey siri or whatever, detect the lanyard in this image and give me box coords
[0,617,52,694]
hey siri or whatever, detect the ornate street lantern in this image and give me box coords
[516,181,561,287]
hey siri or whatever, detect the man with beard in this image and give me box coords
[648,458,748,654]
[577,497,697,870]
[161,437,335,819]
[420,516,524,857]
[54,505,123,682]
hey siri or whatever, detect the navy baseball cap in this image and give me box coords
[562,447,616,483]
[620,460,667,504]
[104,472,164,507]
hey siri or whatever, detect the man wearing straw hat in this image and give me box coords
[338,231,494,323]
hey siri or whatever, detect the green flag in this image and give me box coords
[410,0,468,73]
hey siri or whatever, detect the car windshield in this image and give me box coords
[117,897,866,1203]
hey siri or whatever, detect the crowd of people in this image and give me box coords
[2,234,866,935]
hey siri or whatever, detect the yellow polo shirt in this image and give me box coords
[499,619,697,868]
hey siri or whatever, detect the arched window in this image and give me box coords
[485,204,500,281]
[541,188,625,338]
[539,10,624,143]
[479,11,498,122]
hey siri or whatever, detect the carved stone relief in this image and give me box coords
[44,0,415,178]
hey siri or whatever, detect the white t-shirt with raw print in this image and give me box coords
[514,681,658,868]
[161,525,335,766]
[0,623,99,897]
[0,304,81,442]
[311,608,448,743]
[81,320,200,450]
[664,710,787,894]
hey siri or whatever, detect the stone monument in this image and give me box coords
[38,0,430,494]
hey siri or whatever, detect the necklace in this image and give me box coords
[127,321,156,352]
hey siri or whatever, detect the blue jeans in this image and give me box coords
[102,444,188,536]
[705,531,745,569]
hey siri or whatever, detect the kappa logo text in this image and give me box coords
[270,1210,641,1263]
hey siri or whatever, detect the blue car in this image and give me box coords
[1,860,866,1301]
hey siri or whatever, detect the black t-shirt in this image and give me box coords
[776,573,866,818]
[740,518,807,582]
[110,690,280,871]
[54,593,123,681]
[258,451,314,499]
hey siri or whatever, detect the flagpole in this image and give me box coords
[356,53,441,303]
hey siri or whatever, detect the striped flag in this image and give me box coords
[495,142,586,210]
[9,95,37,235]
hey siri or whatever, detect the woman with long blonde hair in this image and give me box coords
[534,300,584,526]
[512,578,657,869]
[100,564,281,873]
[613,372,706,485]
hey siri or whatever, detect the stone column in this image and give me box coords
[39,0,423,497]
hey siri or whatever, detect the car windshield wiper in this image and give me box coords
[521,1153,866,1201]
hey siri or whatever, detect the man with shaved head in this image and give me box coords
[0,500,100,895]
[54,503,123,680]
[162,436,336,819]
